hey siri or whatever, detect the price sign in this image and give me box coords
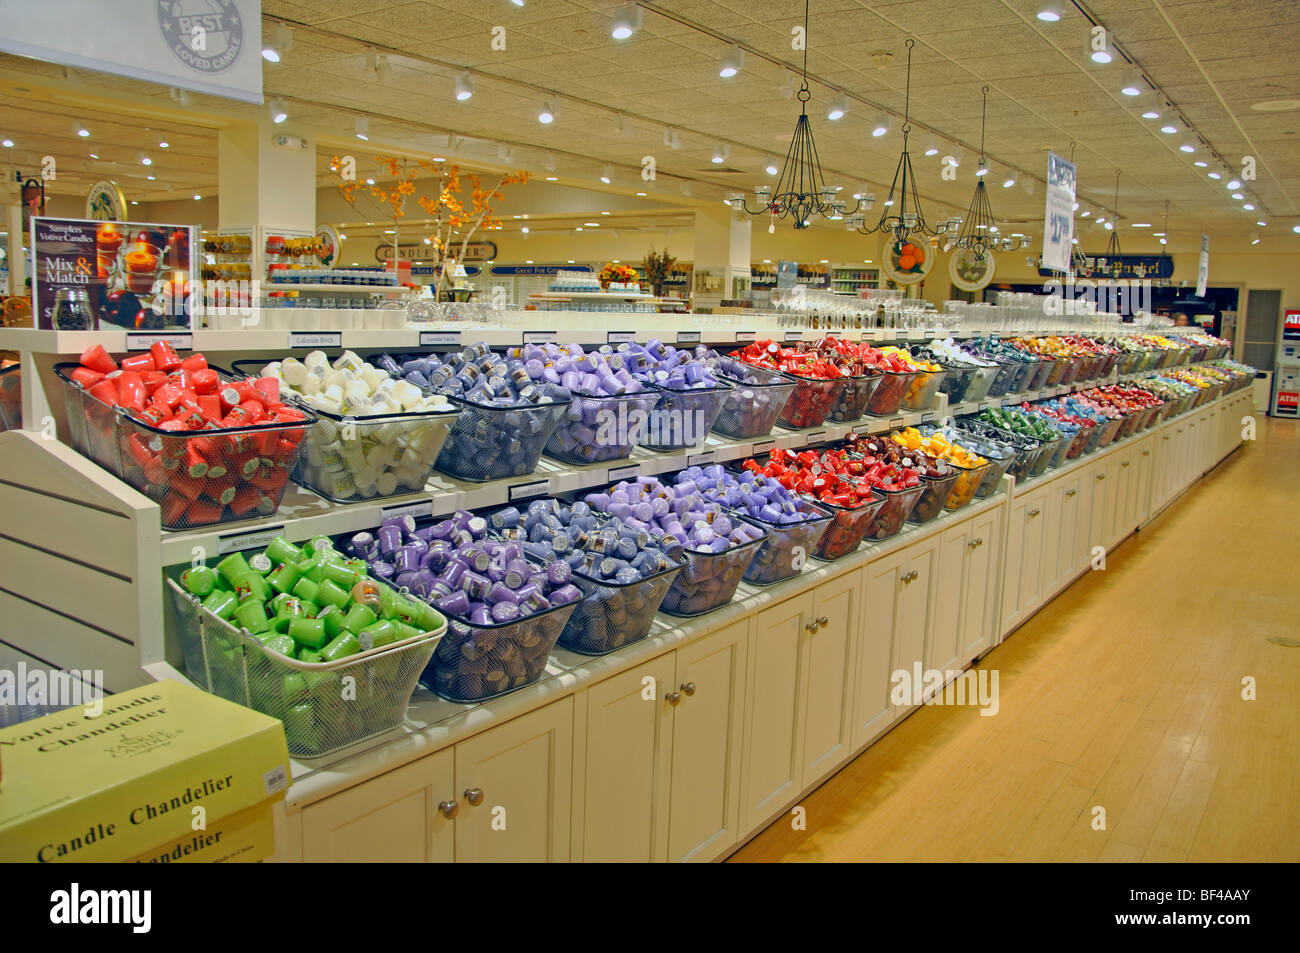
[126,332,192,352]
[676,330,701,344]
[895,330,908,340]
[735,330,756,343]
[522,330,556,344]
[218,525,286,555]
[607,331,636,344]
[289,331,342,349]
[420,331,461,347]
[687,451,715,466]
[381,499,433,523]
[1042,151,1076,273]
[508,480,549,501]
[921,412,937,423]
[888,417,904,429]
[1196,234,1210,297]
[784,330,804,342]
[853,423,875,436]
[750,438,775,456]
[803,430,827,446]
[606,463,640,482]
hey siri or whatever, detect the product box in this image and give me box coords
[127,801,277,864]
[0,680,290,863]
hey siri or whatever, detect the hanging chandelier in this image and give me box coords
[948,86,1027,256]
[848,38,943,245]
[728,0,858,229]
[1101,169,1124,278]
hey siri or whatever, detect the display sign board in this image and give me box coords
[376,241,496,264]
[31,217,195,330]
[0,0,263,104]
[1036,254,1173,281]
[1196,235,1210,297]
[488,264,592,276]
[1042,151,1076,274]
[1281,309,1300,342]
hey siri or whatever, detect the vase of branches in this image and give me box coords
[642,246,676,297]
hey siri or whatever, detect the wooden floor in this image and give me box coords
[731,415,1300,863]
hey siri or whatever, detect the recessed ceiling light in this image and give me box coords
[1072,202,1079,211]
[77,127,90,138]
[537,99,555,124]
[1226,178,1242,189]
[454,72,474,101]
[1159,237,1167,245]
[871,114,891,137]
[1,139,13,148]
[636,191,647,196]
[1080,210,1091,217]
[1160,125,1177,134]
[141,156,152,165]
[1231,192,1244,200]
[1104,221,1114,230]
[827,96,848,121]
[1036,3,1062,22]
[711,143,728,164]
[601,211,610,215]
[719,46,744,79]
[355,117,369,140]
[1132,222,1151,227]
[600,163,613,183]
[1293,225,1300,234]
[545,175,557,181]
[130,200,139,205]
[366,178,375,185]
[1142,111,1160,119]
[193,194,201,200]
[1243,203,1256,210]
[765,157,779,175]
[1153,232,1165,237]
[1208,172,1222,180]
[1256,221,1267,227]
[88,152,99,159]
[159,141,169,148]
[1120,70,1142,96]
[583,222,599,227]
[1179,144,1195,152]
[611,5,642,39]
[1193,160,1208,167]
[146,174,155,180]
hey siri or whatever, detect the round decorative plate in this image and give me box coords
[880,236,935,285]
[948,246,997,292]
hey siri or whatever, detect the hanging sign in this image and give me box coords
[0,0,263,104]
[1042,152,1076,274]
[376,241,496,264]
[1196,235,1210,297]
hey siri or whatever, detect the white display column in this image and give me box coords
[691,206,751,309]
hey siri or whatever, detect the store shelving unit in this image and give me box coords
[830,263,881,296]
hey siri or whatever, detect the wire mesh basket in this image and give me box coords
[639,381,733,451]
[167,578,443,758]
[422,595,577,702]
[827,372,883,423]
[866,483,925,540]
[711,362,797,439]
[55,363,316,529]
[733,496,833,584]
[545,390,660,465]
[865,369,919,416]
[809,489,886,559]
[434,393,570,482]
[659,518,767,616]
[775,373,845,429]
[0,364,21,431]
[557,554,686,655]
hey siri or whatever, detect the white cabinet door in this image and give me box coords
[894,541,938,710]
[960,509,1000,665]
[1112,446,1137,543]
[1088,462,1114,555]
[929,521,970,673]
[301,749,455,862]
[741,593,811,834]
[1004,488,1047,630]
[801,569,861,786]
[1133,442,1154,526]
[453,697,573,862]
[1055,473,1083,582]
[668,618,749,863]
[1037,480,1064,595]
[577,656,676,862]
[852,556,902,748]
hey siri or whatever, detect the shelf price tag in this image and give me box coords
[853,423,876,436]
[921,412,937,423]
[802,430,827,446]
[217,524,286,555]
[522,330,556,344]
[735,330,756,343]
[606,463,640,483]
[289,331,342,349]
[607,331,636,344]
[686,451,715,466]
[508,480,550,502]
[419,331,461,347]
[888,417,904,429]
[126,331,192,352]
[750,438,775,456]
[784,330,804,342]
[895,330,908,340]
[381,499,433,523]
[676,330,701,344]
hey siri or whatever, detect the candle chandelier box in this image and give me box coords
[0,679,289,863]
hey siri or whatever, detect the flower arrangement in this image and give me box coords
[598,263,639,288]
[641,247,676,296]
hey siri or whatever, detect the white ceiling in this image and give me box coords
[0,0,1297,242]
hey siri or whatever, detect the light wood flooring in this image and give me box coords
[731,416,1300,862]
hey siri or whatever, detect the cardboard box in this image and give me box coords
[0,680,290,863]
[127,801,277,864]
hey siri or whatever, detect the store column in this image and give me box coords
[216,117,317,307]
[691,205,751,310]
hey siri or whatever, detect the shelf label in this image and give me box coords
[784,330,804,342]
[921,412,937,423]
[676,330,701,344]
[508,479,549,501]
[750,438,775,456]
[419,331,461,347]
[522,330,556,344]
[290,331,342,349]
[859,331,872,342]
[381,499,433,523]
[735,330,756,343]
[606,463,641,483]
[686,451,715,466]
[978,400,993,411]
[888,417,904,429]
[607,331,636,344]
[853,423,876,436]
[895,330,908,339]
[126,332,192,352]
[217,524,285,555]
[802,430,827,446]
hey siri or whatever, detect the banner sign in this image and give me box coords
[488,264,593,276]
[1196,235,1210,297]
[32,217,195,330]
[376,241,497,264]
[1037,254,1173,281]
[1042,152,1076,274]
[0,0,263,104]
